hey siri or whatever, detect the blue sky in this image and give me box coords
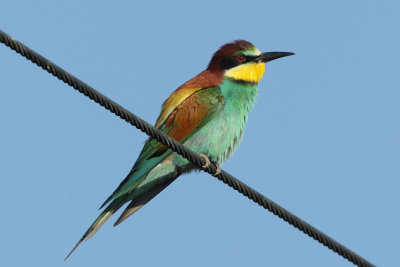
[1,1,398,266]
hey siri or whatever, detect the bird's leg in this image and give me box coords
[199,153,221,176]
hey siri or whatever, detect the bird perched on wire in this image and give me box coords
[66,40,293,259]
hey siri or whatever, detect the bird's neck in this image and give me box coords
[220,78,258,109]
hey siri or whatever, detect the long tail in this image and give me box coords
[114,175,178,226]
[64,175,180,260]
[64,197,125,261]
[65,153,183,260]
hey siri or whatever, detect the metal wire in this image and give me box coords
[0,29,375,267]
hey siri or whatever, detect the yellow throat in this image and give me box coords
[224,62,266,83]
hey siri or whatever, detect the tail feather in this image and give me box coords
[114,202,144,227]
[64,211,113,261]
[114,175,178,226]
[65,156,182,260]
[65,196,127,261]
[85,212,113,241]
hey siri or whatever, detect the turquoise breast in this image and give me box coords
[182,78,258,164]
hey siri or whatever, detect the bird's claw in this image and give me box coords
[199,153,211,168]
[199,153,221,176]
[213,162,221,176]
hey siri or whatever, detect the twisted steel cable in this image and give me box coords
[0,29,374,267]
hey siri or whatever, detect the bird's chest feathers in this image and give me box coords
[210,80,258,161]
[181,80,258,163]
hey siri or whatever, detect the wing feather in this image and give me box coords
[100,86,223,208]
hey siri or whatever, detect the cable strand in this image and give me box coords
[0,29,374,267]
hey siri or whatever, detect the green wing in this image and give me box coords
[99,86,224,208]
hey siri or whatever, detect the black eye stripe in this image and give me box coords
[219,57,236,70]
[219,55,259,70]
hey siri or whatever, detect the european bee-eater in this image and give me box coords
[66,40,293,259]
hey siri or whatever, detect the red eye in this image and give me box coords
[237,54,246,62]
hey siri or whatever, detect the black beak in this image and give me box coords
[256,52,294,63]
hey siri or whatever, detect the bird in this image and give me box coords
[65,40,293,259]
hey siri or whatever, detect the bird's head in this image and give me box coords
[208,40,294,83]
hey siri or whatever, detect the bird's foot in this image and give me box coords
[213,162,221,176]
[199,153,211,168]
[199,153,221,176]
